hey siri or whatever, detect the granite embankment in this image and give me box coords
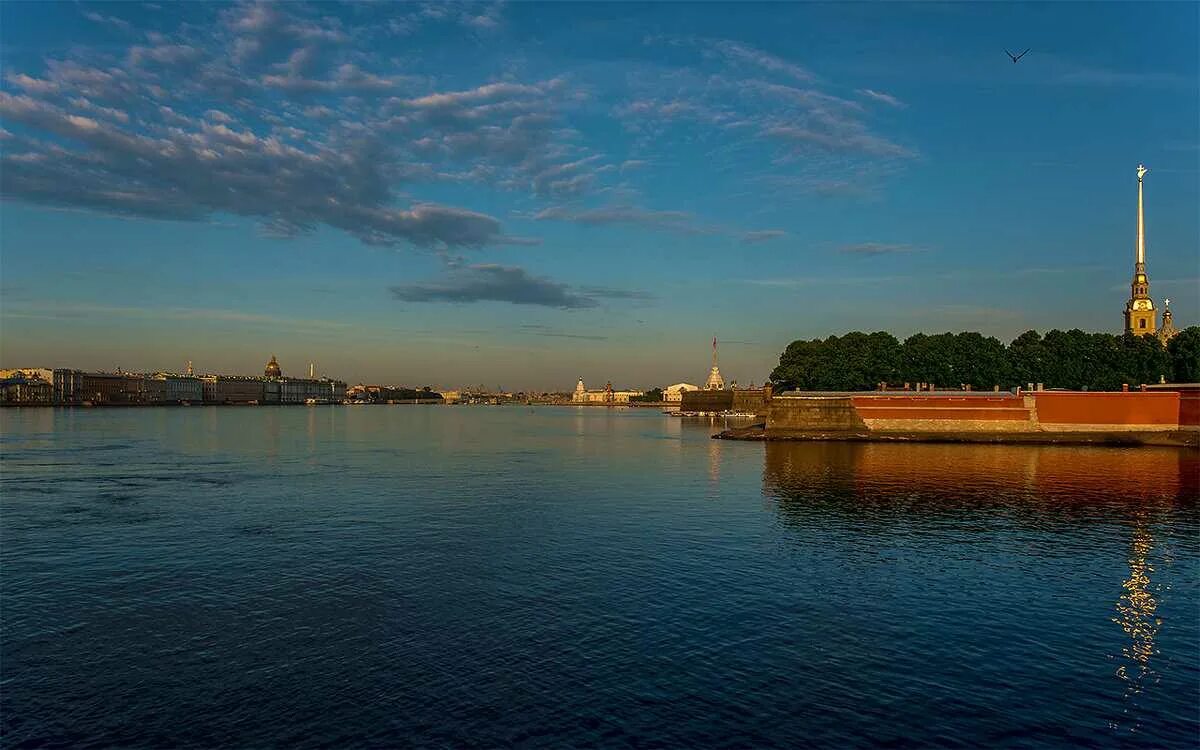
[715,388,1200,448]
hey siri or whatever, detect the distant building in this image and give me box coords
[704,337,725,390]
[260,355,346,403]
[47,370,162,404]
[663,383,700,403]
[202,375,264,404]
[155,373,203,403]
[572,378,643,403]
[1157,301,1179,346]
[0,368,53,383]
[0,372,52,404]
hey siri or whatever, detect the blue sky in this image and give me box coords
[1,1,1197,389]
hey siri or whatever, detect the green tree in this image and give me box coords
[900,332,958,386]
[770,338,830,391]
[1168,326,1200,382]
[770,332,900,391]
[1008,330,1044,387]
[1040,329,1093,389]
[1117,332,1168,388]
[951,332,1010,389]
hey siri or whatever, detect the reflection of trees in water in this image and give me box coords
[1111,518,1161,735]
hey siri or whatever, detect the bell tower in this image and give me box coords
[1124,164,1157,336]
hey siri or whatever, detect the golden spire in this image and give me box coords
[1136,164,1148,267]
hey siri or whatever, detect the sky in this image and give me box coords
[1,1,1197,390]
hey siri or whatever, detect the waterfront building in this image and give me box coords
[572,378,644,403]
[704,337,725,390]
[1124,164,1160,337]
[201,375,264,404]
[156,373,203,403]
[60,371,146,404]
[0,367,53,383]
[0,372,53,404]
[663,383,700,403]
[260,355,347,403]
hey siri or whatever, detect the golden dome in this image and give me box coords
[265,355,282,378]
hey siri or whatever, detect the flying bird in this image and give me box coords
[1005,48,1031,63]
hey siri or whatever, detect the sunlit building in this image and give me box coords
[663,383,700,403]
[572,378,643,403]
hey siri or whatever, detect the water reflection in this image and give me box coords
[762,441,1197,740]
[763,442,1198,512]
[1112,516,1161,734]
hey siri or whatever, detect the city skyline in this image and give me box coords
[1,2,1198,389]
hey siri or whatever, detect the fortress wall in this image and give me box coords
[1181,391,1200,430]
[679,390,734,412]
[731,389,769,415]
[763,391,1183,434]
[1032,391,1179,431]
[852,394,1035,432]
[1146,384,1200,430]
[767,397,866,431]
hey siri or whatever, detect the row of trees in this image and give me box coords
[769,327,1200,392]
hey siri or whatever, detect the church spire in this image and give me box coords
[704,336,725,390]
[1124,164,1157,336]
[1136,163,1147,267]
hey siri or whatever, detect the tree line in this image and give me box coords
[769,327,1200,392]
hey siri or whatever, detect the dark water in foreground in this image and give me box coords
[1,406,1197,748]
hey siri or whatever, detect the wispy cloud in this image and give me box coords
[534,205,712,235]
[742,230,787,244]
[838,242,921,256]
[651,37,815,83]
[83,10,133,33]
[518,325,608,341]
[856,88,905,108]
[390,265,651,310]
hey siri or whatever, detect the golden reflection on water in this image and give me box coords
[1111,517,1161,735]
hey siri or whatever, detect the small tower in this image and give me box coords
[265,355,282,378]
[1157,299,1178,345]
[704,337,725,390]
[574,377,586,402]
[309,362,315,378]
[185,360,194,377]
[1124,164,1157,336]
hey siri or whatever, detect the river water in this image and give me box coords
[2,406,1197,748]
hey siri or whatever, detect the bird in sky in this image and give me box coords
[1005,48,1031,63]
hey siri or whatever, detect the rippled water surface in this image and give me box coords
[2,406,1198,748]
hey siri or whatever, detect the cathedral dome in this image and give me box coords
[265,355,282,378]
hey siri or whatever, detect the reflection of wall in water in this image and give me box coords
[763,443,1197,510]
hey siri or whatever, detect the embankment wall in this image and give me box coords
[768,397,866,431]
[1031,391,1178,431]
[764,390,1185,435]
[679,390,734,412]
